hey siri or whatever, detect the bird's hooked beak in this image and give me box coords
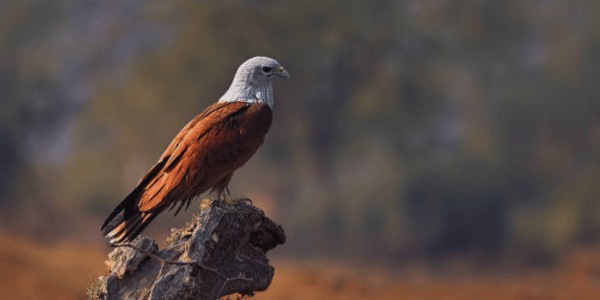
[276,66,289,79]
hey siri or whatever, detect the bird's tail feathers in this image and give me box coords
[102,160,167,244]
[101,187,157,244]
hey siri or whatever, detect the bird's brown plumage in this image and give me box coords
[101,101,272,243]
[102,55,287,244]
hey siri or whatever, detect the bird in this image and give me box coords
[101,56,289,244]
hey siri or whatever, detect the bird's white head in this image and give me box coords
[219,56,288,108]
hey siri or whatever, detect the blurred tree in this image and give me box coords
[3,0,600,262]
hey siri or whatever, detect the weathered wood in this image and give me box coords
[88,198,286,300]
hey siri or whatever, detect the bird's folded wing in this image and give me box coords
[136,101,258,212]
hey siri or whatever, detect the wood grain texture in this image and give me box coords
[91,198,286,300]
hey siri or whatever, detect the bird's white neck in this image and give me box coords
[219,78,274,108]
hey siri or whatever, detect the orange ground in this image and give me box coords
[0,233,105,299]
[0,232,599,299]
[257,257,600,300]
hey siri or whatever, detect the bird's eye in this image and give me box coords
[262,66,272,73]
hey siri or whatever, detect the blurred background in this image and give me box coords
[2,0,600,299]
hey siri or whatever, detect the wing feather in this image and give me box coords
[137,101,272,212]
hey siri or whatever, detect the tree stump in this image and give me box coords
[88,198,286,300]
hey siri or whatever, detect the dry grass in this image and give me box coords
[0,231,599,299]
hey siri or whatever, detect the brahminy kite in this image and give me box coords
[101,56,288,244]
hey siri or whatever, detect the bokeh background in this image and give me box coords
[2,1,600,299]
